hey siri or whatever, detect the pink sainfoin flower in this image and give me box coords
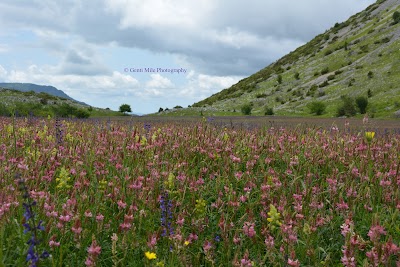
[368,224,386,243]
[243,222,256,238]
[85,238,101,266]
[287,258,300,267]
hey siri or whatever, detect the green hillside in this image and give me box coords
[169,0,400,118]
[0,88,120,117]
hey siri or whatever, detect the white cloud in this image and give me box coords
[145,74,173,89]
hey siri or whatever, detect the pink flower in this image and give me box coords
[117,200,127,209]
[96,213,104,222]
[203,240,212,252]
[87,239,101,256]
[243,222,256,238]
[368,224,386,243]
[288,258,300,267]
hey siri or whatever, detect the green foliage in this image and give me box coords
[158,107,164,113]
[0,103,11,116]
[264,107,274,115]
[119,104,132,113]
[277,74,282,84]
[321,67,329,75]
[294,72,300,80]
[53,103,77,117]
[174,106,183,109]
[74,109,90,118]
[367,71,374,79]
[308,101,326,115]
[367,89,373,98]
[356,96,368,114]
[256,93,267,98]
[393,11,400,24]
[336,96,357,117]
[241,103,252,115]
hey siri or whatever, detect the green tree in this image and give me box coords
[74,109,90,118]
[336,96,356,117]
[264,107,274,115]
[119,104,132,113]
[241,104,252,115]
[308,101,326,115]
[356,96,368,114]
[393,11,400,24]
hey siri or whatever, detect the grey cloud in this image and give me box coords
[0,0,375,77]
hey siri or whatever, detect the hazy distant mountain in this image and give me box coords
[0,82,87,105]
[189,0,400,118]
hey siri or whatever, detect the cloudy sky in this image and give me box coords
[0,0,375,114]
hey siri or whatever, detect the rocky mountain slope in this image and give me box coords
[188,0,400,118]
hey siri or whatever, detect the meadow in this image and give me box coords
[0,116,399,266]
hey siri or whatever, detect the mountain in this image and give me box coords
[189,0,400,118]
[0,82,87,105]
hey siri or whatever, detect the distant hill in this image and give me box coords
[179,0,400,118]
[0,82,87,106]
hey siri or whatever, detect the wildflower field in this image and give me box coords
[0,117,399,266]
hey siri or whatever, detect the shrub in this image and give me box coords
[336,96,357,117]
[367,89,373,98]
[256,93,267,98]
[294,72,300,80]
[356,96,368,114]
[319,80,329,88]
[74,109,90,118]
[393,11,400,24]
[367,71,374,79]
[327,74,335,81]
[174,106,183,109]
[308,101,326,115]
[158,107,164,112]
[321,67,329,75]
[241,104,252,115]
[277,74,282,84]
[264,107,274,115]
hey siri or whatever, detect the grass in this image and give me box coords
[0,116,399,266]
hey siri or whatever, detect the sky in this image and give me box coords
[0,0,375,114]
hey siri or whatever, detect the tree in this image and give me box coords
[336,96,356,117]
[393,11,400,25]
[308,101,326,115]
[119,104,132,113]
[158,107,164,113]
[241,104,252,115]
[356,96,368,114]
[264,107,274,115]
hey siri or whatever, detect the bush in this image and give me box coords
[241,104,252,115]
[294,72,300,80]
[367,89,373,98]
[367,71,374,79]
[158,107,164,113]
[277,74,282,84]
[336,96,357,117]
[393,11,400,24]
[174,106,183,109]
[356,96,368,114]
[327,74,335,81]
[74,109,90,118]
[321,67,329,75]
[264,107,274,115]
[308,101,326,115]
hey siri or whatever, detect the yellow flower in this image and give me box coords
[365,131,375,142]
[145,251,157,260]
[184,240,190,246]
[267,204,282,230]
